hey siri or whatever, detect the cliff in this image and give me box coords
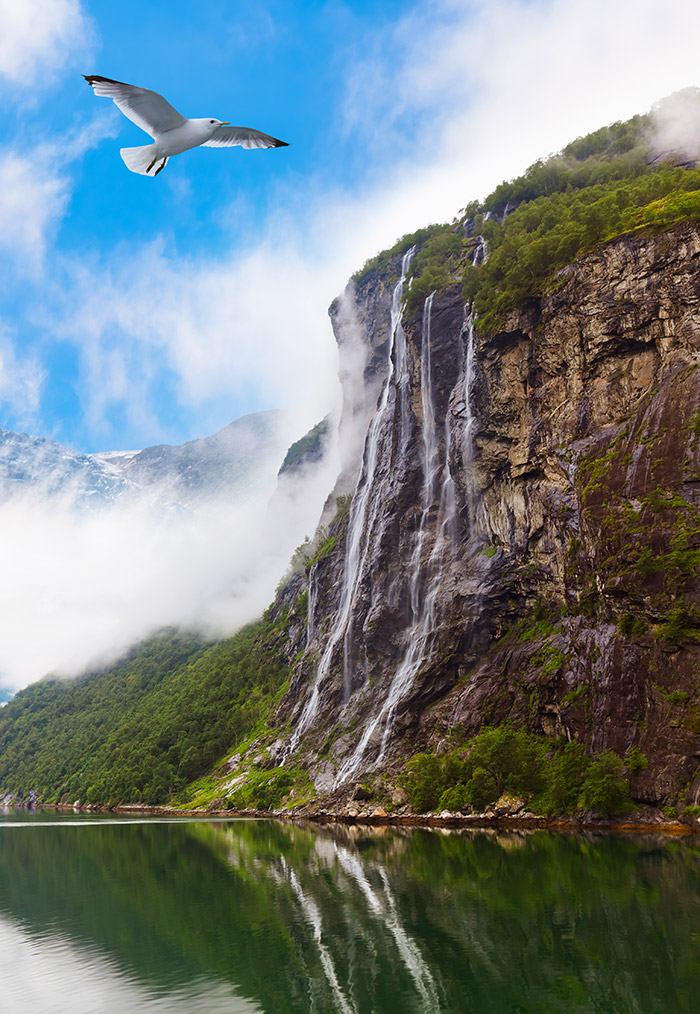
[2,112,700,819]
[272,220,700,811]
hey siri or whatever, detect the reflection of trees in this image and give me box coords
[0,820,699,1013]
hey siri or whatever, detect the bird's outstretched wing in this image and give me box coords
[83,75,187,138]
[203,126,289,149]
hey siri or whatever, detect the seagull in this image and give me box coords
[83,75,289,177]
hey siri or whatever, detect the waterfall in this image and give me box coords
[471,237,487,267]
[336,292,480,784]
[462,310,477,464]
[409,292,438,619]
[395,281,413,456]
[306,569,319,644]
[419,292,439,506]
[462,235,483,462]
[286,247,416,755]
[336,291,454,784]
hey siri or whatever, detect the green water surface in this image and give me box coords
[0,809,698,1012]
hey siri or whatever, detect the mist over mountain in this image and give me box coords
[0,410,290,512]
[1,98,700,825]
[0,409,337,693]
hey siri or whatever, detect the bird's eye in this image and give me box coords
[210,119,215,124]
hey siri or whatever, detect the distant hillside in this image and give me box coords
[3,99,700,821]
[0,410,291,511]
[0,429,133,508]
[0,609,295,805]
[96,410,289,508]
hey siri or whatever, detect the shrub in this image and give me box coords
[578,751,631,815]
[618,613,647,636]
[402,752,448,812]
[539,741,588,814]
[438,784,472,812]
[467,767,499,811]
[402,728,638,817]
[624,746,649,773]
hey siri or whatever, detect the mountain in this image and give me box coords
[1,102,700,819]
[0,410,289,511]
[0,429,134,508]
[94,410,289,508]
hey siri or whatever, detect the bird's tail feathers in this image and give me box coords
[120,145,168,176]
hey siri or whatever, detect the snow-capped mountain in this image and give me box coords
[0,410,290,511]
[94,411,287,509]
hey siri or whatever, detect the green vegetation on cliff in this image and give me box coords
[402,726,637,817]
[278,417,330,475]
[354,99,700,331]
[0,608,295,805]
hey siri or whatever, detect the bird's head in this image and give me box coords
[203,118,230,133]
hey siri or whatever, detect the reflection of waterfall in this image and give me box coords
[335,847,440,1009]
[287,248,416,755]
[286,866,356,1014]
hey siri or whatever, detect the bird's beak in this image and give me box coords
[220,121,230,126]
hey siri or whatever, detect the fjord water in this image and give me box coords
[1,812,699,1012]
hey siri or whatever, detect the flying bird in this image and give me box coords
[83,75,289,177]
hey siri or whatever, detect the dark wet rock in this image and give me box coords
[272,222,700,809]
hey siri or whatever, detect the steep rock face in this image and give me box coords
[279,223,700,806]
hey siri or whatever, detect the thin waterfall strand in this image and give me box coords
[409,291,437,619]
[286,247,416,755]
[462,310,476,464]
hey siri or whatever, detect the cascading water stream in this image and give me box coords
[462,310,477,464]
[306,570,319,644]
[336,291,480,784]
[395,284,413,457]
[408,292,438,618]
[462,235,483,463]
[335,291,453,784]
[286,247,416,756]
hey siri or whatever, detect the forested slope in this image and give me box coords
[2,99,700,811]
[0,603,297,804]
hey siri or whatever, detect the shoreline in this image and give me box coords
[12,801,697,836]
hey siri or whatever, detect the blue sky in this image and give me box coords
[1,0,700,453]
[2,0,700,690]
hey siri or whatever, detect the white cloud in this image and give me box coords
[649,88,700,161]
[4,0,700,689]
[0,151,70,271]
[54,234,345,445]
[0,116,117,273]
[0,322,45,424]
[0,447,338,692]
[0,0,93,94]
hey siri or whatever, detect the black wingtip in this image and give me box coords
[275,140,290,148]
[83,74,128,87]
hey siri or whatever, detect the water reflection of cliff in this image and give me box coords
[0,819,699,1013]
